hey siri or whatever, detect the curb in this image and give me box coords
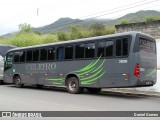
[102,88,160,97]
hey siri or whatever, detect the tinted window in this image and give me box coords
[33,49,39,61]
[48,47,55,60]
[98,42,105,57]
[19,51,25,62]
[40,48,47,61]
[26,50,32,62]
[122,38,128,56]
[106,41,113,57]
[14,52,20,62]
[116,38,129,57]
[65,45,73,59]
[75,44,85,59]
[57,47,64,60]
[85,43,95,58]
[116,39,122,56]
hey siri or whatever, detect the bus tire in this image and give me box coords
[14,76,23,88]
[0,80,4,84]
[87,88,101,93]
[66,77,82,94]
[36,84,43,88]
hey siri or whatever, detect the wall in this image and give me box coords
[115,20,160,39]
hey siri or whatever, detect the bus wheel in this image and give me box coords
[36,84,43,88]
[66,77,82,94]
[14,76,23,88]
[0,80,4,84]
[87,88,101,93]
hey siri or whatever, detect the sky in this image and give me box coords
[0,0,160,35]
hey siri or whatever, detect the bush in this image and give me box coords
[5,32,58,47]
[57,32,69,41]
[120,20,129,24]
[145,16,160,22]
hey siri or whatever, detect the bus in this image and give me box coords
[3,32,157,94]
[0,44,17,83]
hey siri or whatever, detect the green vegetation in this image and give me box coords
[0,32,58,47]
[145,16,160,22]
[0,23,115,47]
[120,20,129,25]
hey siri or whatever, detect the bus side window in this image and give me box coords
[14,52,20,63]
[26,50,33,62]
[98,42,105,57]
[106,41,113,57]
[57,47,64,60]
[116,38,129,57]
[122,38,128,56]
[33,49,39,61]
[85,43,95,58]
[65,45,73,60]
[40,48,47,61]
[75,44,85,59]
[116,39,122,56]
[48,47,55,61]
[19,51,25,62]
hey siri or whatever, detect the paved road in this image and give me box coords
[0,84,160,111]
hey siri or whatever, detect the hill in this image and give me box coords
[33,17,111,34]
[2,10,160,36]
[105,10,160,28]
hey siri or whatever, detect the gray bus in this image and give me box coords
[0,44,17,83]
[3,32,157,94]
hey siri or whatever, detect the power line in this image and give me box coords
[79,0,152,19]
[38,0,160,32]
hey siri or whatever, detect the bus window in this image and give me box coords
[85,43,95,58]
[65,45,73,60]
[75,44,85,59]
[26,50,32,62]
[5,52,13,67]
[57,47,64,60]
[106,41,113,57]
[20,51,25,62]
[14,52,20,62]
[98,42,105,57]
[116,39,122,56]
[48,47,55,61]
[122,38,129,56]
[33,49,39,61]
[116,38,129,57]
[139,38,156,53]
[40,48,47,61]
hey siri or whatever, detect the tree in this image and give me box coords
[69,25,83,39]
[57,32,69,41]
[19,23,32,33]
[89,22,105,36]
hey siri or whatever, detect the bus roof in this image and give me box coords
[0,44,17,47]
[7,31,154,52]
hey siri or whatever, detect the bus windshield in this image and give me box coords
[139,37,156,53]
